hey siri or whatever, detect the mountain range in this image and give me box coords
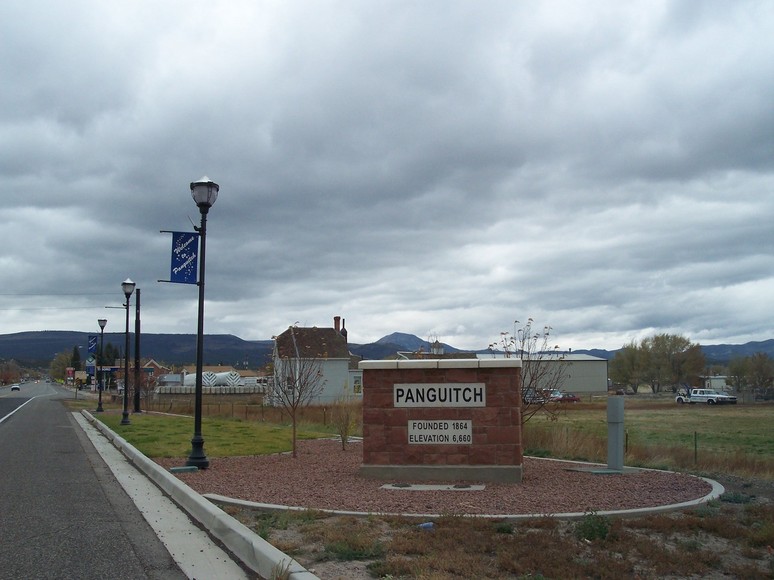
[1,330,773,368]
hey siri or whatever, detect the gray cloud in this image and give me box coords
[1,1,773,354]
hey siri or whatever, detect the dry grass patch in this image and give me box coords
[230,480,774,579]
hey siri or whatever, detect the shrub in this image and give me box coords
[575,512,610,541]
[329,395,361,450]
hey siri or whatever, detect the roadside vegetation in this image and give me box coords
[230,496,774,579]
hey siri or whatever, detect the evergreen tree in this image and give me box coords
[71,346,82,371]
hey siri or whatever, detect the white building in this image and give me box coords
[270,316,362,405]
[477,352,609,395]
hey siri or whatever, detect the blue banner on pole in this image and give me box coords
[88,335,98,353]
[170,231,199,284]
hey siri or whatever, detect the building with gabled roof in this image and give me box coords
[271,316,361,404]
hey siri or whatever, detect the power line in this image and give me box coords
[0,306,109,311]
[0,292,116,296]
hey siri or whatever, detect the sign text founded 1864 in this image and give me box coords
[408,420,472,445]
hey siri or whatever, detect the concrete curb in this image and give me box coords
[205,473,725,522]
[81,410,318,580]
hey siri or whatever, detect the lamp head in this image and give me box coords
[190,176,219,208]
[121,278,136,299]
[98,318,107,330]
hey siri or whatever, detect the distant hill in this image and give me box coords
[569,341,774,364]
[2,330,772,369]
[350,333,462,360]
[0,331,273,368]
[700,340,774,363]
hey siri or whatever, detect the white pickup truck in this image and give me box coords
[675,388,737,405]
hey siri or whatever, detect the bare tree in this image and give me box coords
[0,359,22,385]
[729,353,774,399]
[489,318,570,424]
[271,326,327,457]
[330,389,362,451]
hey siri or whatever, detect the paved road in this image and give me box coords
[0,383,251,579]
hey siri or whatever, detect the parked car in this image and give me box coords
[11,385,20,391]
[549,390,580,403]
[522,389,547,404]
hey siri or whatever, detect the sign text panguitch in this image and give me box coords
[394,383,486,407]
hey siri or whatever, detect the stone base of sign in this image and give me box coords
[360,463,522,484]
[359,358,523,484]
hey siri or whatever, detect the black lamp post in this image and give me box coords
[186,176,218,469]
[133,288,142,413]
[120,278,136,426]
[96,318,107,413]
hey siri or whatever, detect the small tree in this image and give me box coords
[330,389,362,450]
[271,326,327,457]
[747,353,774,391]
[489,318,570,424]
[729,353,774,399]
[610,341,645,393]
[50,351,71,382]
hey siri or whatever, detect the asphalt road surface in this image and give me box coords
[0,382,244,579]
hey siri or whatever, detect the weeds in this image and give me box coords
[721,490,755,504]
[234,490,774,579]
[574,512,610,541]
[269,558,292,580]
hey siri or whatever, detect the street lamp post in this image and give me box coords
[133,288,141,413]
[186,176,218,469]
[120,278,136,426]
[96,318,107,412]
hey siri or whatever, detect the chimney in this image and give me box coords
[341,318,348,340]
[334,316,341,333]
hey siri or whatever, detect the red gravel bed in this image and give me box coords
[155,439,714,516]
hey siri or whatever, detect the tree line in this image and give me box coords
[610,333,774,396]
[49,342,122,384]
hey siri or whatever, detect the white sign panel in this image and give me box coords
[394,383,486,407]
[408,420,472,445]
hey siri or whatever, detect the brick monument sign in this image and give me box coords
[358,358,523,483]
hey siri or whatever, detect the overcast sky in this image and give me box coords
[1,1,773,352]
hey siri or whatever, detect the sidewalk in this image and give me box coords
[74,412,253,579]
[77,410,318,580]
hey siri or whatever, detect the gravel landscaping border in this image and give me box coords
[155,439,721,519]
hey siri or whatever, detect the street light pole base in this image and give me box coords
[120,411,131,425]
[186,436,209,469]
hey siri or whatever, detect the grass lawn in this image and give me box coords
[525,399,774,477]
[95,411,332,457]
[624,404,774,456]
